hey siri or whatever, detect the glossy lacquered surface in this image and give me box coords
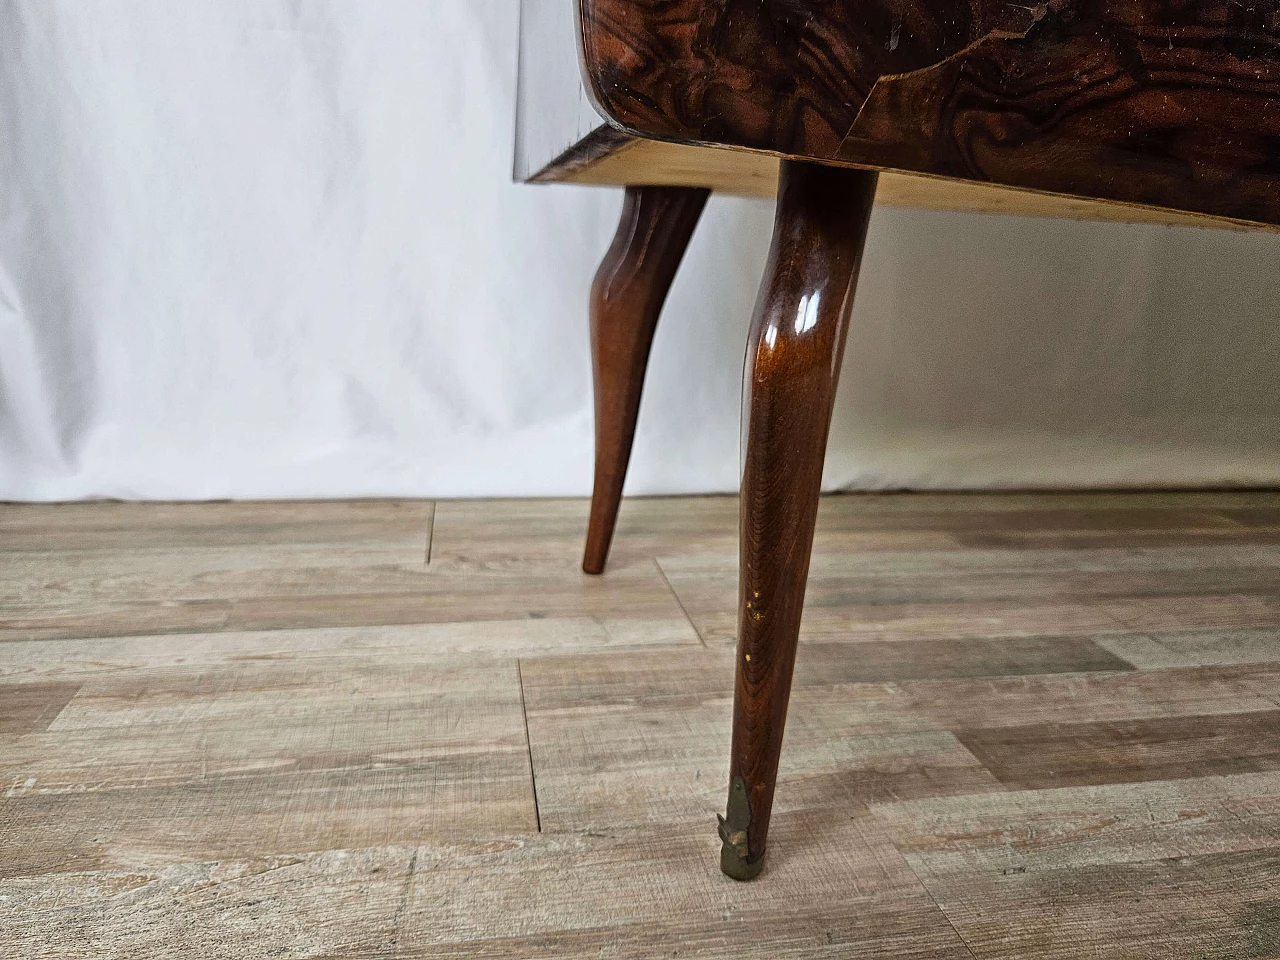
[720,161,879,880]
[583,186,710,575]
[578,0,1280,226]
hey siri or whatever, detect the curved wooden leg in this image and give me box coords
[719,161,878,880]
[583,185,709,575]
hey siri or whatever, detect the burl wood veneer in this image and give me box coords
[520,0,1280,230]
[577,0,1280,226]
[515,0,1280,881]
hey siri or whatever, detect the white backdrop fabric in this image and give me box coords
[4,1,1280,501]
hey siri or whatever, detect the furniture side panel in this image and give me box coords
[576,0,1280,226]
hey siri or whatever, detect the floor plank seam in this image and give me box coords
[1211,508,1251,529]
[898,853,983,960]
[653,557,708,649]
[424,502,435,566]
[1096,601,1166,654]
[516,658,543,832]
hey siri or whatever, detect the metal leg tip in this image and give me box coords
[717,808,765,881]
[719,840,766,881]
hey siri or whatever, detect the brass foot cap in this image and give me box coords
[719,842,765,881]
[718,776,764,880]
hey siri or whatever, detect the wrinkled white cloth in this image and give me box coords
[3,0,1280,501]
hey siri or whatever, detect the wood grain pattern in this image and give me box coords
[395,809,975,959]
[584,185,709,574]
[0,499,435,642]
[519,646,1004,833]
[958,709,1280,788]
[874,773,1280,957]
[2,846,414,957]
[4,493,1280,955]
[0,657,537,879]
[872,769,1280,869]
[1131,626,1280,667]
[0,499,699,645]
[656,494,1280,645]
[0,682,81,735]
[576,0,1280,226]
[0,498,436,552]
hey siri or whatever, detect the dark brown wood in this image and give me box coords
[719,160,879,880]
[583,185,710,575]
[577,0,1280,227]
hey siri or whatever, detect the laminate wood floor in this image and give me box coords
[3,493,1280,958]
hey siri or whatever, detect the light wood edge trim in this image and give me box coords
[554,138,1280,233]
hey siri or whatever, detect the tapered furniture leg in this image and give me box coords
[719,161,878,880]
[583,185,709,575]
